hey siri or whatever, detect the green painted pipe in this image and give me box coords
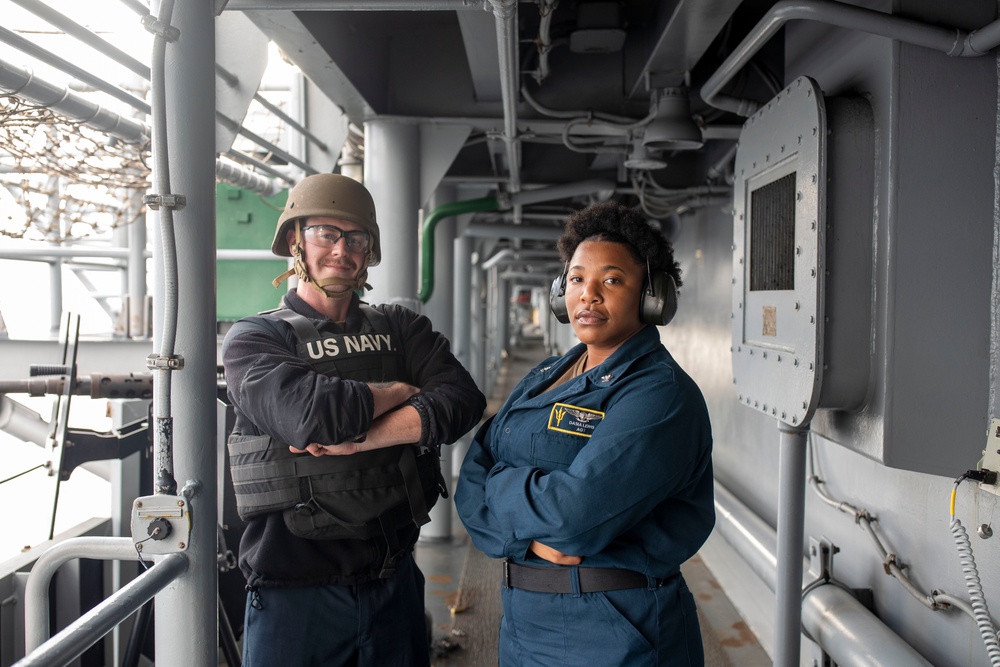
[419,196,499,303]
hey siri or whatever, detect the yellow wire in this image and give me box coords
[950,487,957,516]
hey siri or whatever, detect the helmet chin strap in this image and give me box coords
[271,221,374,298]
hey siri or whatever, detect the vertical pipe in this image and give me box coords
[363,119,420,309]
[452,234,474,479]
[155,0,218,664]
[470,249,485,389]
[48,259,63,334]
[128,190,147,339]
[774,421,808,667]
[422,186,457,540]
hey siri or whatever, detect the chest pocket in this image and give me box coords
[529,431,589,471]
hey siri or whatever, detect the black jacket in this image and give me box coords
[222,290,486,587]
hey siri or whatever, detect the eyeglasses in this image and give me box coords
[302,225,370,253]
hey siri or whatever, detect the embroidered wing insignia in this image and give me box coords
[565,408,601,423]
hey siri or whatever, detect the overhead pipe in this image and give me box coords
[713,482,934,666]
[700,0,1000,117]
[489,0,522,200]
[11,0,326,173]
[216,112,319,175]
[10,0,150,79]
[464,221,563,241]
[418,197,500,303]
[213,60,331,155]
[418,179,613,302]
[0,59,148,144]
[224,0,488,9]
[0,59,283,195]
[216,158,283,197]
[481,248,560,271]
[0,394,50,447]
[0,25,150,114]
[0,20,309,181]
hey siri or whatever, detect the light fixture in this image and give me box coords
[623,142,667,171]
[642,87,703,152]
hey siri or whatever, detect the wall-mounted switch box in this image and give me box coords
[979,419,1000,496]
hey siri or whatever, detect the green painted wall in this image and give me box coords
[216,183,289,321]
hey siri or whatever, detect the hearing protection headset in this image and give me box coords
[549,264,678,326]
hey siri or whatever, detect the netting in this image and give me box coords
[0,93,150,242]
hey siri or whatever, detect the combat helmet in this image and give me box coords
[271,174,381,298]
[271,173,381,264]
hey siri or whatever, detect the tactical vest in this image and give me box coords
[227,304,444,577]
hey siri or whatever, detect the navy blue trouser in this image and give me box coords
[498,572,704,666]
[241,554,429,667]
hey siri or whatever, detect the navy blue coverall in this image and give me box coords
[456,325,714,666]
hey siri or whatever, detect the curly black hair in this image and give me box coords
[557,201,683,287]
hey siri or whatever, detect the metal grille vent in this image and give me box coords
[749,172,796,292]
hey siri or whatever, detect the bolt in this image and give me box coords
[136,501,143,508]
[178,542,186,549]
[177,500,184,507]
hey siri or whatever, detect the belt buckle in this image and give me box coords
[503,558,511,589]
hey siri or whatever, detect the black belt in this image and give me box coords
[503,559,664,594]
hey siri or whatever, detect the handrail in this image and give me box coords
[24,537,138,651]
[16,553,189,667]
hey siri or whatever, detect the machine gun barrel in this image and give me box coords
[0,373,153,399]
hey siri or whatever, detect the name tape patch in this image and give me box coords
[548,402,605,437]
[303,333,395,360]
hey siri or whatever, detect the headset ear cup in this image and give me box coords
[641,273,679,325]
[549,273,569,323]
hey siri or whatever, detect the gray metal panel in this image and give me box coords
[815,96,874,411]
[215,12,269,153]
[456,7,502,102]
[632,0,745,93]
[241,9,375,122]
[732,76,826,427]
